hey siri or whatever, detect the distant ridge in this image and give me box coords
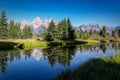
[74,23,116,33]
[20,18,119,34]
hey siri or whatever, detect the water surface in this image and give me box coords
[0,43,119,80]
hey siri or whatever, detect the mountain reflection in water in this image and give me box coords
[31,49,43,61]
[0,43,119,80]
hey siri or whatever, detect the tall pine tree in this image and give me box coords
[9,20,15,38]
[22,25,32,39]
[9,21,22,39]
[67,18,76,40]
[16,23,22,39]
[46,20,56,41]
[0,11,8,39]
[62,18,68,40]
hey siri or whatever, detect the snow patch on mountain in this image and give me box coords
[75,23,116,33]
[20,20,29,29]
[20,17,52,34]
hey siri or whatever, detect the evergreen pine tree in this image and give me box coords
[15,23,21,39]
[47,20,56,41]
[62,18,68,40]
[102,26,106,37]
[112,30,115,37]
[118,30,120,37]
[0,11,8,39]
[9,20,15,38]
[71,29,77,39]
[99,26,107,38]
[9,21,22,39]
[22,25,32,39]
[57,22,64,40]
[67,18,72,39]
[89,29,92,35]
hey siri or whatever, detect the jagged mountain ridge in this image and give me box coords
[20,17,52,34]
[74,24,116,33]
[20,18,119,34]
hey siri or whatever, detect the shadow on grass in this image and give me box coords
[66,40,88,45]
[47,40,87,46]
[54,54,120,80]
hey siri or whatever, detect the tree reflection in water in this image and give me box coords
[42,46,77,67]
[0,43,119,75]
[0,50,32,74]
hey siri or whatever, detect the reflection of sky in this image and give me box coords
[0,44,120,80]
[70,45,119,69]
[71,49,117,65]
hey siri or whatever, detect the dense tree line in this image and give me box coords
[118,30,120,37]
[0,11,32,39]
[44,18,120,40]
[76,26,120,39]
[0,11,119,40]
[45,18,76,41]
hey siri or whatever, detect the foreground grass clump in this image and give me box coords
[54,53,120,80]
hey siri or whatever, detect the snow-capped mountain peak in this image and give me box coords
[20,20,29,29]
[75,23,116,33]
[31,17,42,29]
[20,17,52,34]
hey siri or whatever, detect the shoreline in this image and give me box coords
[0,39,120,50]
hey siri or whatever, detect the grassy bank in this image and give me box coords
[0,39,97,49]
[110,39,120,43]
[94,38,110,42]
[54,53,120,80]
[17,40,89,49]
[0,38,119,49]
[95,38,120,43]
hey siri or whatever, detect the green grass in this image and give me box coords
[22,40,88,49]
[84,39,101,43]
[102,53,120,63]
[0,38,119,49]
[94,38,110,43]
[0,39,88,49]
[54,53,120,80]
[94,38,120,43]
[110,39,120,43]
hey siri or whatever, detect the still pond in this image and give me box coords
[0,43,120,80]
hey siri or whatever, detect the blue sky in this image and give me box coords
[0,0,120,26]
